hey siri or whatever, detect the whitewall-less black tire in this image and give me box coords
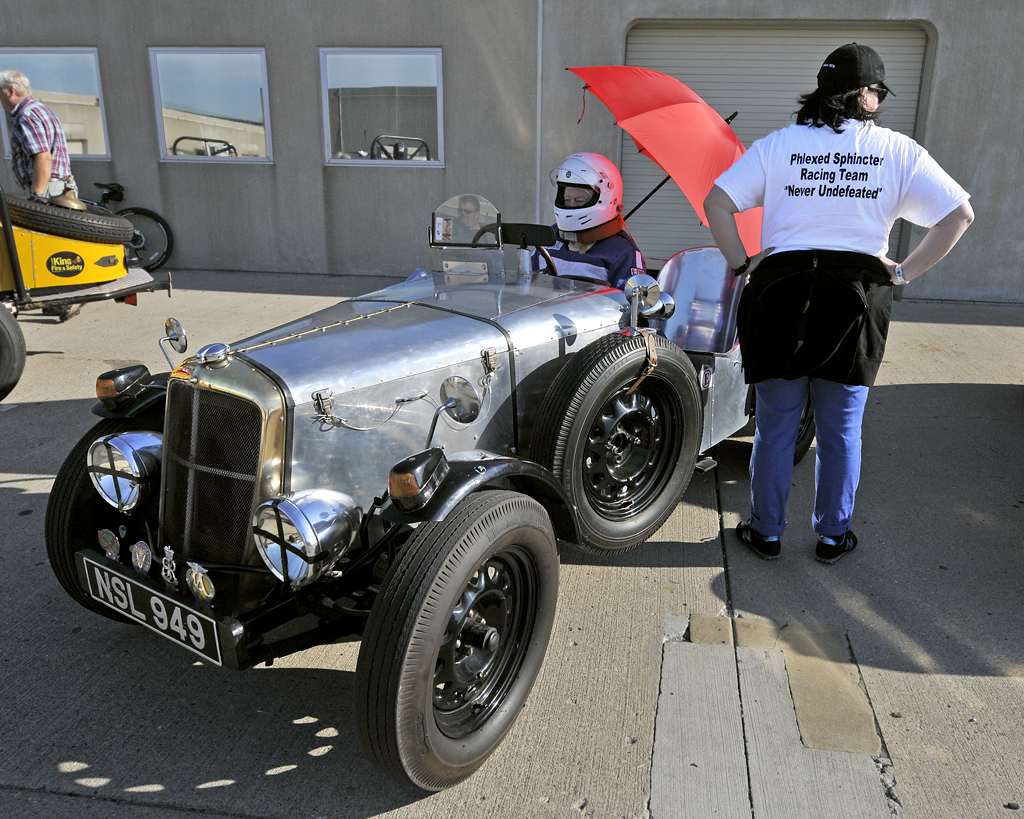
[533,332,703,554]
[354,491,559,790]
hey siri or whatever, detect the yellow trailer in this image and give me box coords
[0,181,171,401]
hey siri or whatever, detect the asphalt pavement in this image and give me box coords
[0,271,1021,819]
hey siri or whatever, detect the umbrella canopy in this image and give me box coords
[568,65,762,256]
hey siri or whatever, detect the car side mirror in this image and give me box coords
[159,317,188,369]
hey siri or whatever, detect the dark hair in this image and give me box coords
[458,194,480,212]
[795,87,880,133]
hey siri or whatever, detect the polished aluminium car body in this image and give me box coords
[46,194,756,790]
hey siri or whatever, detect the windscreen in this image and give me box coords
[431,194,500,248]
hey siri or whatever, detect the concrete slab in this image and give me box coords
[651,631,889,819]
[735,619,881,757]
[688,613,734,646]
[651,641,750,819]
[739,646,891,819]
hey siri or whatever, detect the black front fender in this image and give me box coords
[383,450,582,546]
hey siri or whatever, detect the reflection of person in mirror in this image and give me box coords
[0,70,77,201]
[534,152,645,290]
[704,43,973,565]
[453,194,485,243]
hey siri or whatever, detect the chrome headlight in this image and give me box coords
[252,490,361,588]
[87,432,163,511]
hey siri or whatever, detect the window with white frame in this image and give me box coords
[149,48,272,161]
[0,48,109,159]
[320,48,443,165]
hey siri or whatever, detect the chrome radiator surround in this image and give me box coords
[159,359,287,569]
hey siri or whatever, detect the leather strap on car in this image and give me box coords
[626,330,658,396]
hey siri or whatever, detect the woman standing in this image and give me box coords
[704,43,974,563]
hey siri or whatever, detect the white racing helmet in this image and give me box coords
[550,152,623,234]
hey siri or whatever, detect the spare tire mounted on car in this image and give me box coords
[5,192,135,244]
[533,332,703,555]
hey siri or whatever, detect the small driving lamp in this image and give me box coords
[96,365,152,410]
[388,448,450,513]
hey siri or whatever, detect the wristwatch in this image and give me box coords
[894,263,906,285]
[732,256,751,277]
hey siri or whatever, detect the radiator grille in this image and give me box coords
[162,380,264,564]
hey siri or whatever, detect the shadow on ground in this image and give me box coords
[716,380,1024,679]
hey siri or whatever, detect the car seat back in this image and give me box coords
[653,246,745,354]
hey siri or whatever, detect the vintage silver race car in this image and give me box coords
[44,194,809,791]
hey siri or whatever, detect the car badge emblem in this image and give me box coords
[170,362,195,380]
[186,563,216,603]
[98,529,120,560]
[161,546,178,587]
[130,541,153,574]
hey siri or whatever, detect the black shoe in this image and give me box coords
[736,520,781,560]
[815,531,858,564]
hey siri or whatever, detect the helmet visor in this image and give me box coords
[555,183,599,210]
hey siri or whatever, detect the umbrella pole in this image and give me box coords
[624,174,671,221]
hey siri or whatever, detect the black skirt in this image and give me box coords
[737,249,894,387]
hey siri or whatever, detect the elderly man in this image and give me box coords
[0,69,76,200]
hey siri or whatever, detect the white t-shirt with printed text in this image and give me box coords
[714,120,969,257]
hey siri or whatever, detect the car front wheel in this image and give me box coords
[354,490,558,790]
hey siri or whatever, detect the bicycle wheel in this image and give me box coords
[116,207,174,271]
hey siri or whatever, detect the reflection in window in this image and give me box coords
[150,48,272,160]
[321,49,443,165]
[0,48,109,158]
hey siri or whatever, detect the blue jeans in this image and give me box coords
[749,377,869,539]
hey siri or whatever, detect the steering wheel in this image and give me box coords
[471,223,499,245]
[369,136,432,161]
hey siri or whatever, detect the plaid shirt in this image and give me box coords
[9,96,71,190]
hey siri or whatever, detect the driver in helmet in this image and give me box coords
[535,152,646,290]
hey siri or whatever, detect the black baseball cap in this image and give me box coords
[817,43,895,96]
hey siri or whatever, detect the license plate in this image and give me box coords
[80,554,222,666]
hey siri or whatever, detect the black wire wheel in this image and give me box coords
[44,408,164,621]
[533,332,703,554]
[354,490,558,790]
[0,307,26,402]
[116,207,174,271]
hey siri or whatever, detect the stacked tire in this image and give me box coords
[5,193,135,243]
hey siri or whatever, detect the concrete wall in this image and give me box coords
[0,0,1018,302]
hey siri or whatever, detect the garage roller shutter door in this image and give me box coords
[621,24,928,267]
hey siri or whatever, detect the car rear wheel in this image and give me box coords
[354,490,558,791]
[533,332,703,554]
[0,307,26,402]
[45,408,165,621]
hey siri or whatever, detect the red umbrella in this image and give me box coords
[568,65,762,256]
